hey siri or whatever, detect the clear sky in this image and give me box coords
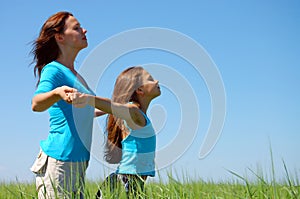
[1,0,299,183]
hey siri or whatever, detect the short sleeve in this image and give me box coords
[34,65,63,95]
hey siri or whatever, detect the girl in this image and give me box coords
[30,11,103,198]
[71,66,161,198]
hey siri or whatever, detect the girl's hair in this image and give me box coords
[31,11,73,85]
[104,66,145,164]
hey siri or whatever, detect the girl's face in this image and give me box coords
[60,16,88,50]
[139,70,161,99]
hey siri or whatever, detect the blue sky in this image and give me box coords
[1,0,299,183]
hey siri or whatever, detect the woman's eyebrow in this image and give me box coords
[72,22,81,27]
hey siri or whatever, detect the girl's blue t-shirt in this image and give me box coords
[34,61,95,162]
[116,112,156,177]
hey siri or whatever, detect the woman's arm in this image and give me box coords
[32,86,77,112]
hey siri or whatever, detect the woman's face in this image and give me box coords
[60,16,88,50]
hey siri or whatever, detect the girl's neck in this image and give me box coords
[137,97,152,114]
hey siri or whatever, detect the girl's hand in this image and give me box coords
[69,92,91,108]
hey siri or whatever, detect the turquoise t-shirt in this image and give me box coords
[116,112,156,177]
[34,61,95,162]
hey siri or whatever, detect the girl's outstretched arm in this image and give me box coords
[94,109,107,117]
[71,93,145,127]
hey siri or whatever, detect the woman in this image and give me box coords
[30,11,103,198]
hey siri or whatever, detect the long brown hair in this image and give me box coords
[104,66,145,164]
[31,11,73,85]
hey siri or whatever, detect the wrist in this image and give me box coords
[86,94,94,106]
[52,87,62,101]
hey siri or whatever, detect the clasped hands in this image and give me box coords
[61,86,91,108]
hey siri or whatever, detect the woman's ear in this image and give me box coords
[55,33,64,43]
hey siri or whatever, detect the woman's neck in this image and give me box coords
[56,51,78,71]
[56,57,76,72]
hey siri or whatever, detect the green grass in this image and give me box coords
[1,168,299,199]
[1,148,299,199]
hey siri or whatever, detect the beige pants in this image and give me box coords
[30,150,88,199]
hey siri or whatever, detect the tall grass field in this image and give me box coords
[1,149,299,199]
[0,163,299,199]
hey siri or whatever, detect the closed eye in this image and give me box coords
[73,23,82,31]
[74,26,81,31]
[148,76,154,81]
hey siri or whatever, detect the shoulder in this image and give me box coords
[37,62,65,89]
[41,62,62,76]
[126,104,147,129]
[40,62,73,81]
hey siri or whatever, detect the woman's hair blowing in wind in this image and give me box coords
[31,11,73,85]
[104,66,145,164]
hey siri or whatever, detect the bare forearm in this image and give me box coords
[87,95,142,126]
[94,109,107,117]
[88,95,113,114]
[70,93,142,126]
[32,86,76,112]
[32,90,61,112]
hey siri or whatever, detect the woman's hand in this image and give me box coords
[55,86,77,104]
[32,86,77,112]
